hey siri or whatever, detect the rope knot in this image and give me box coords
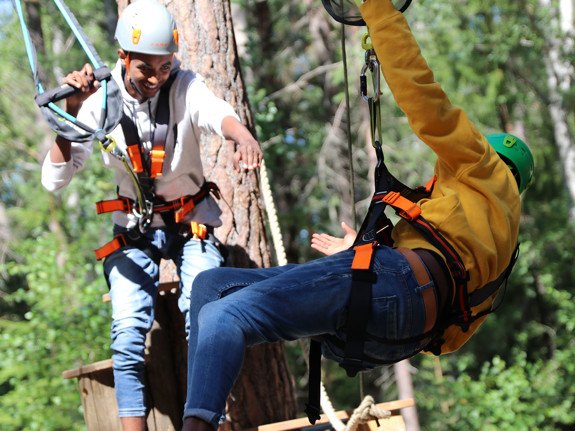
[344,395,391,431]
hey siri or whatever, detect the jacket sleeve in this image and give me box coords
[360,0,489,178]
[184,74,240,137]
[41,141,92,192]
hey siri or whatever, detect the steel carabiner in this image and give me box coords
[133,200,153,233]
[360,49,381,103]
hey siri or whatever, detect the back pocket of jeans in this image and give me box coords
[366,295,398,341]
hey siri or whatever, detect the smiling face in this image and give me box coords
[119,49,173,102]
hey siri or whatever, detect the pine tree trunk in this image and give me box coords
[117,0,297,427]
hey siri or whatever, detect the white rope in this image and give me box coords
[259,159,287,267]
[259,160,345,428]
[344,395,391,431]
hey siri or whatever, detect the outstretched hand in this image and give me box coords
[221,116,263,172]
[311,221,357,256]
[232,135,263,172]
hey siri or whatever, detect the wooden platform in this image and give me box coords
[64,352,411,431]
[63,260,411,431]
[63,261,188,431]
[245,399,413,431]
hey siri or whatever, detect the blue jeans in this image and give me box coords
[183,245,433,429]
[104,225,224,418]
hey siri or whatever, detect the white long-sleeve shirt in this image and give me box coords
[42,59,239,229]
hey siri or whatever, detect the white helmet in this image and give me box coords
[115,0,178,55]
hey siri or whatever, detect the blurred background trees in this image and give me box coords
[1,0,575,429]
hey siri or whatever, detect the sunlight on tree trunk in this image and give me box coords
[537,0,575,214]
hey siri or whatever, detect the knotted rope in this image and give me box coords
[344,395,392,431]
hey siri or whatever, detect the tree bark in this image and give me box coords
[117,0,297,427]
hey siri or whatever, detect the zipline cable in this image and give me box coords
[339,11,357,225]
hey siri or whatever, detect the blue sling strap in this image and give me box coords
[12,0,122,147]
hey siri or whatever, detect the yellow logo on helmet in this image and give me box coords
[503,135,517,148]
[132,29,141,45]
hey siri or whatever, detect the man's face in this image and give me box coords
[119,50,173,101]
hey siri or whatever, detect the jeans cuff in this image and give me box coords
[183,408,221,431]
[118,408,146,418]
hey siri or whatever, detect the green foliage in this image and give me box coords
[2,0,575,428]
[0,232,111,430]
[1,1,116,429]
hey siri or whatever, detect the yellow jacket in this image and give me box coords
[360,0,521,353]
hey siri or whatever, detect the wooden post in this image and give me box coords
[63,260,187,431]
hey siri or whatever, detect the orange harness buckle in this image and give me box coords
[126,145,144,173]
[175,197,195,223]
[96,197,133,215]
[351,242,376,271]
[149,149,165,178]
[190,222,208,240]
[94,233,127,261]
[382,191,421,221]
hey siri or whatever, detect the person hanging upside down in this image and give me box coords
[41,1,262,430]
[182,0,534,429]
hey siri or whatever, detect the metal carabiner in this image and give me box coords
[132,200,153,233]
[360,49,381,103]
[99,135,116,153]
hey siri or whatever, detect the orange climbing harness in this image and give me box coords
[92,69,221,260]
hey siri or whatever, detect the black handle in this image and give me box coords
[35,67,112,107]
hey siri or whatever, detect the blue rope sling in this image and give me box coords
[12,0,122,149]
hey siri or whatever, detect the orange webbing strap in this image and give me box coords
[96,197,133,215]
[126,144,144,173]
[382,191,421,221]
[149,146,165,178]
[175,197,195,223]
[424,175,437,192]
[94,233,127,261]
[351,242,376,270]
[190,222,208,240]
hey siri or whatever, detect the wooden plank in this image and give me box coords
[88,369,122,431]
[63,358,114,380]
[245,399,414,431]
[144,314,182,431]
[78,375,101,431]
[365,415,405,431]
[75,367,122,431]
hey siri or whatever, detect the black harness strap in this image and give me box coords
[305,138,519,421]
[341,243,378,377]
[469,243,519,309]
[119,68,178,201]
[304,339,323,424]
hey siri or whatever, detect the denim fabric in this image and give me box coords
[183,245,433,429]
[104,225,224,418]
